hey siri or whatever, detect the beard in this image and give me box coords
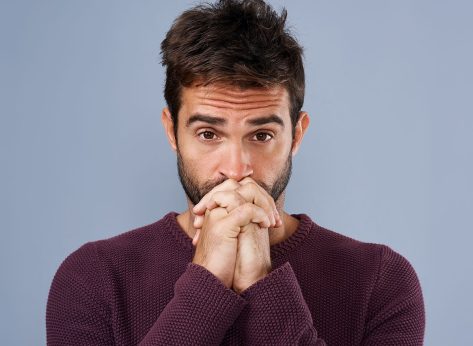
[177,149,292,206]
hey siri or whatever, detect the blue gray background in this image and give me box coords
[1,1,472,344]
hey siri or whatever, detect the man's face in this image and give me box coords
[169,84,297,206]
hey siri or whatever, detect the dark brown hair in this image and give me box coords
[161,0,305,137]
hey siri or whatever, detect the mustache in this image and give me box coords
[177,148,291,206]
[199,177,228,198]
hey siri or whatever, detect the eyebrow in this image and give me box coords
[246,114,285,127]
[186,113,285,128]
[186,114,226,127]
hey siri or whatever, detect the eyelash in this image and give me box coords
[252,132,273,142]
[198,131,218,141]
[197,130,274,143]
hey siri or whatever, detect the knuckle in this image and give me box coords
[232,203,251,219]
[233,192,246,204]
[226,178,239,188]
[241,177,256,184]
[242,202,254,212]
[236,183,252,197]
[217,190,244,205]
[244,181,257,190]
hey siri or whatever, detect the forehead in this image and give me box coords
[180,83,290,119]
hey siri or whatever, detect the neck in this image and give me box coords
[176,191,300,246]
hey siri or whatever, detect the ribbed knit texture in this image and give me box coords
[46,212,425,345]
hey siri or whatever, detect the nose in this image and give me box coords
[218,142,253,181]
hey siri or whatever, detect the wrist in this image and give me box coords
[233,266,271,294]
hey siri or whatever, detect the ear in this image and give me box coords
[161,107,177,152]
[291,111,310,156]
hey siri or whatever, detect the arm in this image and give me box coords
[192,179,323,344]
[239,262,326,345]
[47,243,247,346]
[362,246,425,345]
[236,246,424,346]
[139,263,247,345]
[46,243,114,345]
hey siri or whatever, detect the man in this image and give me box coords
[46,0,425,345]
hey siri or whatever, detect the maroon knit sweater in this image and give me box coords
[46,212,425,345]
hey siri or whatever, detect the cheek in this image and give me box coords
[180,145,221,178]
[250,145,291,176]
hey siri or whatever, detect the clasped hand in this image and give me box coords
[191,178,282,294]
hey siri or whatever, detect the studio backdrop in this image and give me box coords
[1,1,472,345]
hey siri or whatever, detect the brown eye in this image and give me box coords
[253,132,273,142]
[199,131,216,140]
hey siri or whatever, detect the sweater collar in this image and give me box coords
[162,211,315,259]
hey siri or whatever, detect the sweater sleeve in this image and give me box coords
[139,263,247,345]
[46,243,115,345]
[362,245,425,345]
[47,244,247,346]
[239,262,326,345]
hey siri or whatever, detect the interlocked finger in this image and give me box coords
[193,179,240,215]
[194,203,270,244]
[237,179,280,226]
[193,190,246,229]
[223,202,271,231]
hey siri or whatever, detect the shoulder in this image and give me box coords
[93,211,183,255]
[295,214,422,297]
[313,219,419,284]
[295,216,425,341]
[301,215,385,271]
[52,212,181,284]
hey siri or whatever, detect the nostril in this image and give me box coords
[218,147,253,181]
